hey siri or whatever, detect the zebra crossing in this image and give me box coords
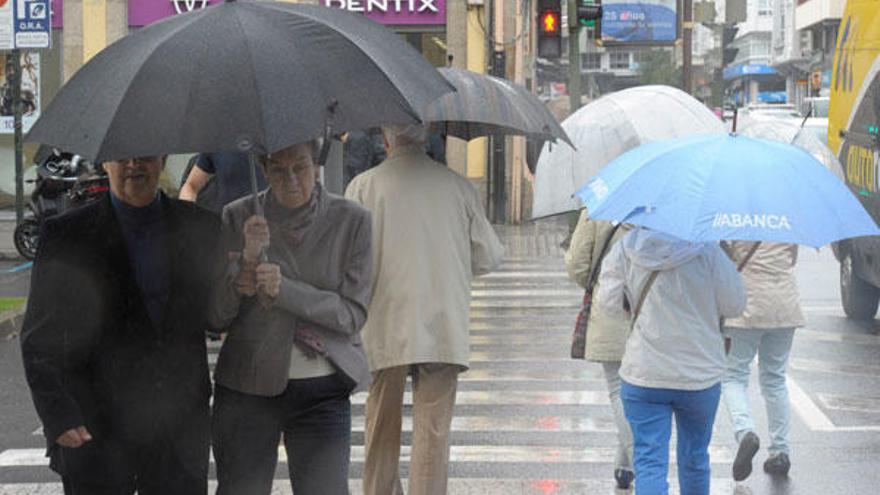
[5,240,878,494]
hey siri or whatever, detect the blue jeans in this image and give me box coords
[621,381,721,495]
[213,374,354,495]
[722,327,795,455]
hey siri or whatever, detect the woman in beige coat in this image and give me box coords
[721,242,805,482]
[564,209,633,489]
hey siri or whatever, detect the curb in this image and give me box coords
[0,252,24,261]
[0,304,26,341]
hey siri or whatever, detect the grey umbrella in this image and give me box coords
[26,0,454,163]
[424,68,573,146]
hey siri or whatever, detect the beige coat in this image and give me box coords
[564,209,630,362]
[723,241,805,329]
[345,147,504,371]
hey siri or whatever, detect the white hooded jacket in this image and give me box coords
[597,228,746,391]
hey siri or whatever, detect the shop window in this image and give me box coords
[610,52,631,70]
[582,53,602,70]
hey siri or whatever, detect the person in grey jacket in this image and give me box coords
[721,242,804,481]
[564,210,634,489]
[598,227,746,495]
[209,140,372,495]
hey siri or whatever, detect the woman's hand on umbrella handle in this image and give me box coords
[256,263,282,299]
[243,215,270,263]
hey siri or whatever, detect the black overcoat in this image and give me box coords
[20,193,220,486]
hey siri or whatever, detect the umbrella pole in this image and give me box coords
[248,152,264,218]
[247,151,269,264]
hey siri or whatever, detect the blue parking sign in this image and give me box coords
[14,0,50,48]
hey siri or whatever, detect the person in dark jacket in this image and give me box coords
[21,154,221,495]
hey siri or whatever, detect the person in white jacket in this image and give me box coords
[597,227,746,495]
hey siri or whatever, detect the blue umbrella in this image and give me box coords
[574,133,879,247]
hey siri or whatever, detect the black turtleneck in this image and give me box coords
[110,192,169,327]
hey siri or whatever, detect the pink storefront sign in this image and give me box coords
[131,1,444,28]
[129,0,223,27]
[52,0,62,28]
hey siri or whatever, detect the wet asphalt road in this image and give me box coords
[0,222,879,494]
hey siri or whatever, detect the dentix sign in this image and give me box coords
[323,0,446,25]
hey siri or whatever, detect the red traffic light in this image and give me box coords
[540,11,560,35]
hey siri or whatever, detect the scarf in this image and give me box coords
[264,183,321,248]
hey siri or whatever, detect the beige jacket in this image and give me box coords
[564,209,630,362]
[723,241,805,329]
[345,147,504,371]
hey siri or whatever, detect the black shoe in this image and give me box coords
[732,431,760,481]
[614,468,634,489]
[763,453,791,476]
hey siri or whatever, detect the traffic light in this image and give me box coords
[722,25,739,66]
[537,0,562,58]
[576,1,602,27]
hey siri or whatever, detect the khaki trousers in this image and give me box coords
[363,363,459,495]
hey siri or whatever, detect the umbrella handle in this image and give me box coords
[316,101,339,167]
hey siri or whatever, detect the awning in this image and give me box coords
[724,63,777,80]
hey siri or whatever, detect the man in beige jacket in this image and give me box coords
[564,209,634,489]
[345,123,504,495]
[722,242,804,481]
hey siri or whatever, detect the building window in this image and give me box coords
[582,52,601,70]
[610,52,631,70]
[758,0,773,16]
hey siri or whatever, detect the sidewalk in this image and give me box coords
[0,210,20,261]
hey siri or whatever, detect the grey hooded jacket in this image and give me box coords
[597,228,746,391]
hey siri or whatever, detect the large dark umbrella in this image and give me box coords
[423,68,573,147]
[26,0,454,163]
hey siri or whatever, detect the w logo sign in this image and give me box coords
[172,0,210,15]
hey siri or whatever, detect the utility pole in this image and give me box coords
[567,0,581,112]
[9,50,23,225]
[682,0,693,94]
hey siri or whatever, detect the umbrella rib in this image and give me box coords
[93,12,216,160]
[230,7,268,153]
[262,3,428,123]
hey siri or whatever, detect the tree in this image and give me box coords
[636,50,681,88]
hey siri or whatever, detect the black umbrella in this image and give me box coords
[26,0,454,163]
[424,68,573,147]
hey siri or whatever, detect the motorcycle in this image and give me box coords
[13,149,109,260]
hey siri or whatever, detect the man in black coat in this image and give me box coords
[21,155,221,495]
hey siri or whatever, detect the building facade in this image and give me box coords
[725,0,785,104]
[795,0,844,98]
[1,0,547,223]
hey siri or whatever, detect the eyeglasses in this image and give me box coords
[265,161,313,178]
[112,156,162,165]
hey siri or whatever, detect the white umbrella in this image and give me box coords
[531,85,724,218]
[738,118,845,181]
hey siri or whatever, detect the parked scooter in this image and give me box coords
[13,149,109,260]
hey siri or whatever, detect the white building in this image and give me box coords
[726,0,784,104]
[795,0,844,97]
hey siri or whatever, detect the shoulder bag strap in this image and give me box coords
[586,223,623,294]
[737,241,762,272]
[631,270,660,330]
